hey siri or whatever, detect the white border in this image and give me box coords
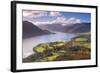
[16,3,96,70]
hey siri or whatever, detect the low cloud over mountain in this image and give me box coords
[38,23,90,33]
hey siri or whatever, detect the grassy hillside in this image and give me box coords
[23,32,91,63]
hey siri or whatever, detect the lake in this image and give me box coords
[23,32,77,58]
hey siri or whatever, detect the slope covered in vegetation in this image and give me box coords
[23,32,91,63]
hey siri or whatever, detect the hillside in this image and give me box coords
[64,23,90,33]
[23,21,51,39]
[23,32,91,62]
[38,23,90,33]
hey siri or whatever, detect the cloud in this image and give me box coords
[49,12,62,17]
[23,10,81,26]
[52,17,66,23]
[23,11,62,18]
[52,17,81,26]
[23,10,48,18]
[34,17,81,26]
[75,19,81,23]
[23,11,32,17]
[34,17,65,25]
[61,17,81,26]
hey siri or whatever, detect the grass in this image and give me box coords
[34,47,45,53]
[53,42,64,47]
[47,53,59,61]
[74,38,88,42]
[83,43,91,48]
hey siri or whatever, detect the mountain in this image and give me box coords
[38,23,64,32]
[23,21,51,39]
[38,23,90,33]
[64,23,90,33]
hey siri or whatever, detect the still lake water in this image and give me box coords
[23,32,77,58]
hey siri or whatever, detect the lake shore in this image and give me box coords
[23,32,77,58]
[23,32,91,63]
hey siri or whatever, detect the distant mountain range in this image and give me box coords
[23,21,90,39]
[23,21,51,39]
[38,23,90,33]
[64,23,90,33]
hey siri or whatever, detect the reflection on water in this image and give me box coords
[23,32,76,58]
